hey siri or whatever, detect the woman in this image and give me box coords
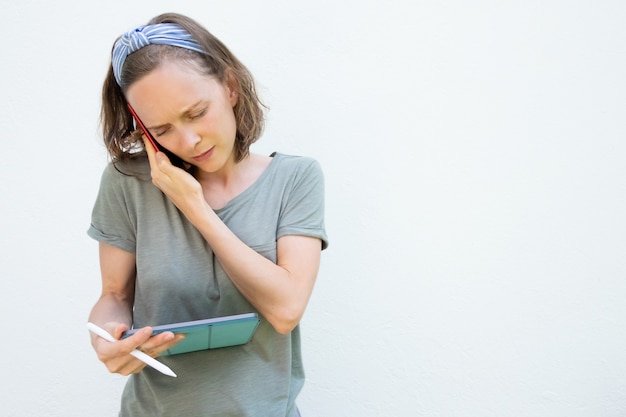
[87,12,328,417]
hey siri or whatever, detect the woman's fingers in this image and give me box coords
[142,136,157,164]
[141,136,174,186]
[139,136,205,215]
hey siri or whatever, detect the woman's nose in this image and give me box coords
[178,127,201,147]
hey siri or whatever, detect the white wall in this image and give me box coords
[1,1,624,416]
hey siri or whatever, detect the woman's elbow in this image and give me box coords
[268,307,303,335]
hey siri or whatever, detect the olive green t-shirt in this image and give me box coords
[88,153,328,417]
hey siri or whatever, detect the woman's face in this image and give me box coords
[125,60,238,174]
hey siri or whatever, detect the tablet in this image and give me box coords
[122,313,260,356]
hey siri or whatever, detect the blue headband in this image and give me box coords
[112,23,206,86]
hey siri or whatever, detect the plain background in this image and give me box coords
[1,1,625,416]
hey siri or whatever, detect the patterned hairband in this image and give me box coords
[112,23,206,86]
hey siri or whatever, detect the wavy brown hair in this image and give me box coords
[100,12,266,164]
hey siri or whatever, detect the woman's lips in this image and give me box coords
[192,147,214,163]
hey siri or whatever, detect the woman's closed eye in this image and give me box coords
[154,127,171,137]
[189,108,207,120]
[151,108,207,137]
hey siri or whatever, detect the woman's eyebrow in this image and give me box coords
[145,100,205,130]
[145,122,167,131]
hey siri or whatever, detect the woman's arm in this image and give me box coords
[88,242,136,332]
[192,211,321,335]
[145,148,322,335]
[88,243,182,375]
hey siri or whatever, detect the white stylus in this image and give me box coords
[87,322,177,378]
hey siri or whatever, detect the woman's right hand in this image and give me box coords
[90,322,182,376]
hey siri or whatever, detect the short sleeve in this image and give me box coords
[277,158,329,250]
[87,163,138,253]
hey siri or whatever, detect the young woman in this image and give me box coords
[87,12,328,417]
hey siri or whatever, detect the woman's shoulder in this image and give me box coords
[99,155,152,186]
[257,152,324,193]
[269,152,322,173]
[103,155,150,175]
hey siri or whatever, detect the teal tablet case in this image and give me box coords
[123,313,260,356]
